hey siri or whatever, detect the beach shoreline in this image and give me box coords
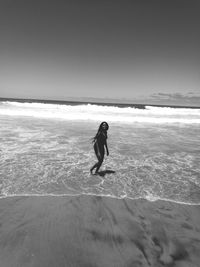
[0,195,200,267]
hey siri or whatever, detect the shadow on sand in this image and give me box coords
[97,170,115,177]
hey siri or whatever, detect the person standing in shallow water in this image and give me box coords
[90,122,109,174]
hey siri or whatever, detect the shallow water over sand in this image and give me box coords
[0,112,200,204]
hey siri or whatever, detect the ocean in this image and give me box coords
[0,100,200,204]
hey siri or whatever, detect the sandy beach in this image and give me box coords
[0,195,200,267]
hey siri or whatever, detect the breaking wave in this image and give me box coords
[0,101,200,124]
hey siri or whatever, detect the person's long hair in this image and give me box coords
[92,122,109,143]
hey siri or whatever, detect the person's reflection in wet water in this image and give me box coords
[90,122,109,175]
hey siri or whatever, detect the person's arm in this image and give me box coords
[95,133,101,158]
[96,142,101,158]
[105,140,109,156]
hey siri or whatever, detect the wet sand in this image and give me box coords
[0,195,200,267]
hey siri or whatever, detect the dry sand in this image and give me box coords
[0,195,200,267]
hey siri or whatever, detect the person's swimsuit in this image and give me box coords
[94,131,107,159]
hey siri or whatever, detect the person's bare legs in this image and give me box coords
[90,155,104,174]
[94,158,103,173]
[90,162,98,174]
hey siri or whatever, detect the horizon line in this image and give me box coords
[0,96,200,109]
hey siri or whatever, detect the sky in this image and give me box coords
[0,0,200,106]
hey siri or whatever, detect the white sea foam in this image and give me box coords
[0,101,200,124]
[0,193,200,206]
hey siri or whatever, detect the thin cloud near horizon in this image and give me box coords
[144,92,200,106]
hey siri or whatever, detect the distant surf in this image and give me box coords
[0,100,200,124]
